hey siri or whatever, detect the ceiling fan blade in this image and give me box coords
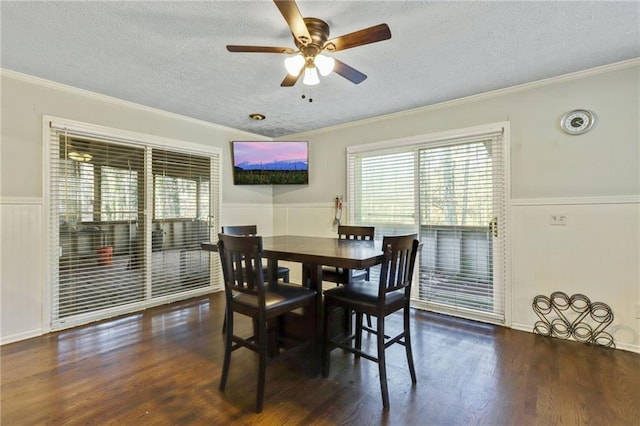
[333,59,367,84]
[324,23,391,52]
[280,69,304,87]
[227,45,296,54]
[273,0,312,46]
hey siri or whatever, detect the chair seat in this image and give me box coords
[265,265,290,276]
[323,281,405,310]
[233,284,315,313]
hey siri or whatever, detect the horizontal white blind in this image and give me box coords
[151,148,211,297]
[52,132,146,319]
[350,149,418,283]
[418,139,505,320]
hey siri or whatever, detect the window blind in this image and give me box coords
[417,138,506,322]
[151,149,212,297]
[47,120,221,329]
[348,128,507,324]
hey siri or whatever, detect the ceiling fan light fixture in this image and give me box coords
[314,54,335,76]
[284,54,305,76]
[303,66,320,86]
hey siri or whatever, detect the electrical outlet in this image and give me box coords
[549,213,567,226]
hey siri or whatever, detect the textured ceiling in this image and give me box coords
[1,1,639,138]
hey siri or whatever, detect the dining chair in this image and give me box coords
[322,225,375,284]
[221,225,290,282]
[219,225,291,334]
[322,225,375,329]
[321,234,420,410]
[217,233,317,413]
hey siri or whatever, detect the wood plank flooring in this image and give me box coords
[2,293,639,425]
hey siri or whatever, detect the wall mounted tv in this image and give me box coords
[231,141,308,185]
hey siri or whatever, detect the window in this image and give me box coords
[348,124,508,324]
[46,119,221,330]
[154,176,197,219]
[101,166,138,221]
[58,160,94,223]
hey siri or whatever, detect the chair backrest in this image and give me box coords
[378,234,420,297]
[337,225,375,241]
[221,225,258,236]
[217,233,265,301]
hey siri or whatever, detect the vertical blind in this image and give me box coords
[348,129,507,324]
[47,120,220,329]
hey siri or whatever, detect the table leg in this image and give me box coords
[265,258,278,290]
[302,263,323,343]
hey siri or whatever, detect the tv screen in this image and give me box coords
[231,141,308,185]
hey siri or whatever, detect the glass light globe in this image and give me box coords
[303,67,320,85]
[314,54,335,76]
[284,55,305,76]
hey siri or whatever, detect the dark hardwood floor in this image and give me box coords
[2,293,639,425]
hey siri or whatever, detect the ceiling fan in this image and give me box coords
[226,0,391,87]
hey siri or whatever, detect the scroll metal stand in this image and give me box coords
[532,291,615,348]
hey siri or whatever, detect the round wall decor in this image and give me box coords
[560,109,595,135]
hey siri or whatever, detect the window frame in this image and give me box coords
[347,122,512,326]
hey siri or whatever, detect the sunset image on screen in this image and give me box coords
[232,141,308,185]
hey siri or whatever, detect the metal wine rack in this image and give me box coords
[532,291,615,348]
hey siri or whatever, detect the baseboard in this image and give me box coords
[511,322,640,354]
[1,328,43,346]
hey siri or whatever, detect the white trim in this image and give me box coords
[511,322,640,354]
[0,329,43,346]
[0,197,43,205]
[0,69,266,140]
[272,202,337,209]
[45,115,222,158]
[42,116,52,333]
[284,58,640,139]
[224,202,337,209]
[502,123,512,328]
[412,302,505,326]
[347,121,508,154]
[511,195,640,206]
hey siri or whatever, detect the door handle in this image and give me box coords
[489,217,498,238]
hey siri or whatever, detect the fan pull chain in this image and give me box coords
[301,88,313,103]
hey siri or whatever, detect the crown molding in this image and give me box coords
[0,68,267,140]
[283,58,640,139]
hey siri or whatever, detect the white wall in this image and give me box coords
[2,61,639,352]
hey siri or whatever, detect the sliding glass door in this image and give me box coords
[47,119,221,330]
[348,126,507,323]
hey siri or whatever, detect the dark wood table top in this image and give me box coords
[202,234,383,269]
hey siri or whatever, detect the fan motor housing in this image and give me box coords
[294,17,330,51]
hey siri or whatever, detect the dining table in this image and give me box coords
[202,234,384,339]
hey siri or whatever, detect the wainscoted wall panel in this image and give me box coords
[273,203,338,237]
[220,203,275,236]
[273,203,337,284]
[510,199,640,353]
[1,199,44,344]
